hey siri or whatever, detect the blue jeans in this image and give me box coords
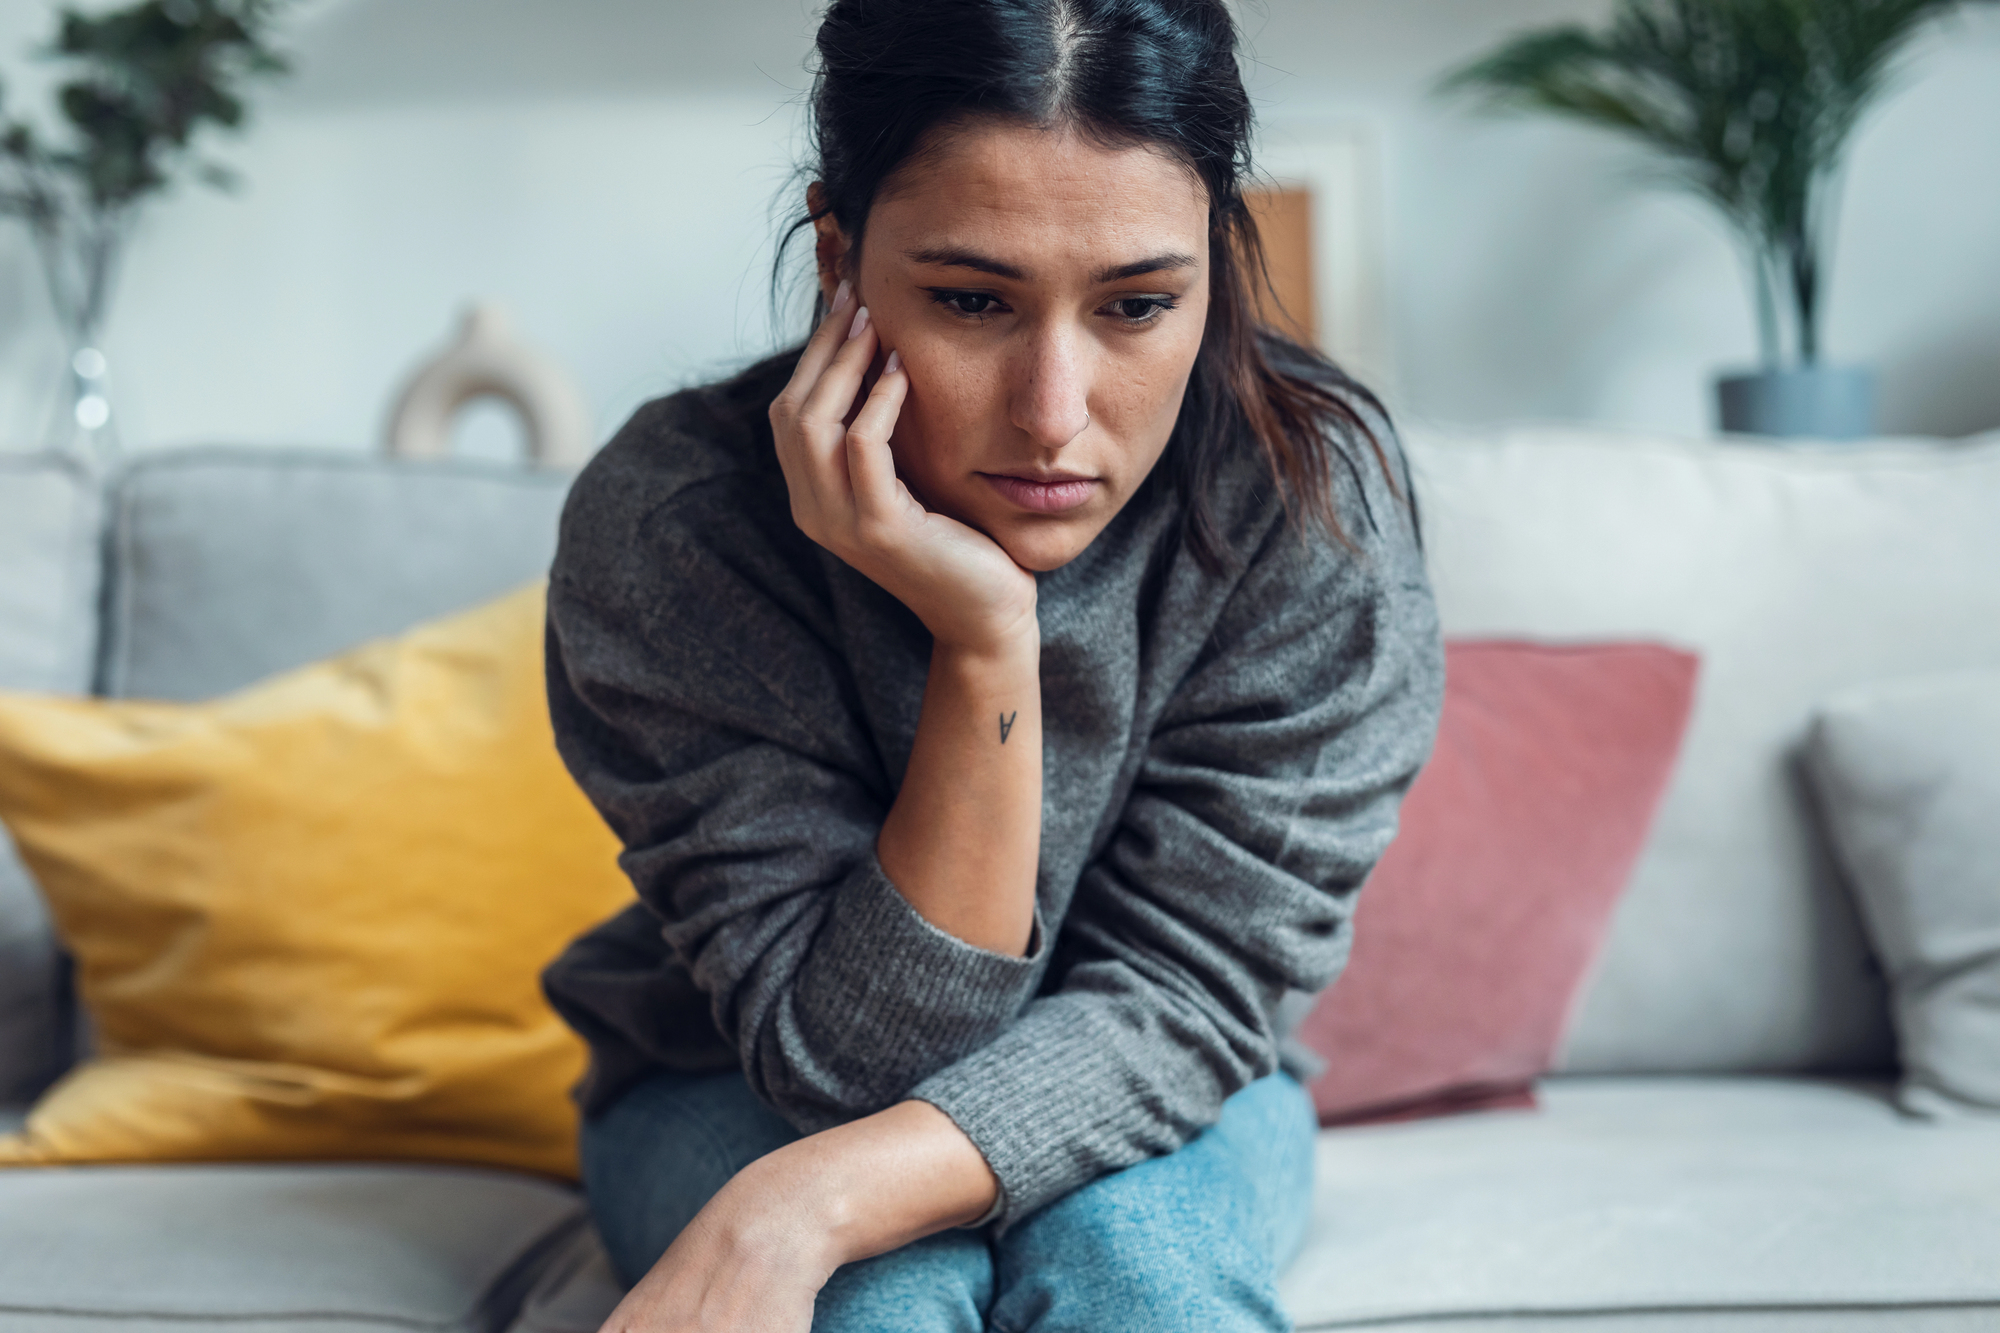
[580,1069,1317,1332]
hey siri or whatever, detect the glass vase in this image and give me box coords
[58,336,120,470]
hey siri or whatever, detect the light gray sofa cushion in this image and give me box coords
[1409,429,2000,1075]
[103,448,573,702]
[1278,1076,2000,1330]
[0,451,101,1107]
[0,1163,588,1332]
[1300,1314,2000,1331]
[0,452,101,694]
[1805,671,2000,1119]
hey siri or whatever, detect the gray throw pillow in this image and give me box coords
[1804,670,2000,1119]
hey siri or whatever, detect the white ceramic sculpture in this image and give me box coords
[384,303,594,468]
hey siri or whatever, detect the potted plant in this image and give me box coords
[1,0,291,466]
[1444,0,1990,439]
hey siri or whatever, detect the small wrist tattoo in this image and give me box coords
[999,711,1017,744]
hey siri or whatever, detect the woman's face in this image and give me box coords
[818,118,1211,573]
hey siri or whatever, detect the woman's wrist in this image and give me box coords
[702,1151,851,1285]
[927,617,1040,688]
[726,1101,1001,1272]
[926,605,1041,664]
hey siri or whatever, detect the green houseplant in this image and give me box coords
[0,0,291,463]
[1445,0,1991,438]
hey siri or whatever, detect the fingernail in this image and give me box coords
[832,279,851,312]
[847,305,870,340]
[884,349,901,374]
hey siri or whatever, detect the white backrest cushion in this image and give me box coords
[1405,427,2000,1073]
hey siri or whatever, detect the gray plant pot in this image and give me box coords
[1716,366,1877,440]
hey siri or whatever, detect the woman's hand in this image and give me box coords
[776,281,1044,957]
[771,281,1038,656]
[595,1101,998,1333]
[594,1175,831,1333]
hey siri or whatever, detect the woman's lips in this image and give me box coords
[979,473,1100,514]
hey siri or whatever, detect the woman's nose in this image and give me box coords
[1009,328,1092,450]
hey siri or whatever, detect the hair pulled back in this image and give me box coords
[788,0,1396,567]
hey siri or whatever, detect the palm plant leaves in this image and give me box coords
[1443,0,1989,368]
[1,0,291,339]
[45,0,289,211]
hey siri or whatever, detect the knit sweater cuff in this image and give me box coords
[910,1012,1112,1232]
[798,858,1048,1059]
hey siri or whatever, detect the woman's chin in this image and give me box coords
[994,518,1100,574]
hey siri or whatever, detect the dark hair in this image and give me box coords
[782,0,1399,569]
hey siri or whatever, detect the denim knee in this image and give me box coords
[813,1229,993,1333]
[993,1178,1287,1333]
[987,1074,1313,1333]
[1203,1071,1318,1270]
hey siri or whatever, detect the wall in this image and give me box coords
[1239,1,2000,438]
[1,0,1996,458]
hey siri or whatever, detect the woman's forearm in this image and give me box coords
[875,626,1041,956]
[598,1100,995,1329]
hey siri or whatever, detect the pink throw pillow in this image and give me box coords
[1299,639,1699,1126]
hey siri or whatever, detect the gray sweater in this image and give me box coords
[542,353,1445,1232]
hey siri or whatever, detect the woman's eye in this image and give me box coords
[1107,297,1176,323]
[931,291,1003,318]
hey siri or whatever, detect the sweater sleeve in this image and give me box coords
[911,488,1445,1231]
[545,478,1052,1134]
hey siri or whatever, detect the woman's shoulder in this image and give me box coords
[1200,343,1424,591]
[547,350,864,733]
[554,351,806,592]
[1151,350,1441,739]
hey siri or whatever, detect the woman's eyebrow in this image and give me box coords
[902,247,1198,284]
[1093,253,1197,283]
[905,245,1027,280]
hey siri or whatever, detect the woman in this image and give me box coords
[541,1,1444,1329]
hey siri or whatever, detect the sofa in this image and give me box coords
[2,425,1998,1332]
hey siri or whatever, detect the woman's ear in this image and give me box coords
[807,182,852,306]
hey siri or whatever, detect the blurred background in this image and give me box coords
[1,0,1996,460]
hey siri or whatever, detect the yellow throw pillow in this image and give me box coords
[0,581,631,1178]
